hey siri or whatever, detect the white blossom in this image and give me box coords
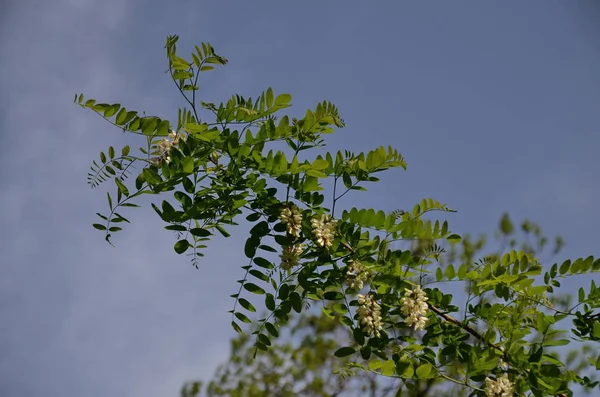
[157,138,172,152]
[311,214,337,249]
[154,130,181,164]
[357,294,383,337]
[346,260,369,291]
[484,373,514,397]
[400,285,429,331]
[280,244,303,270]
[279,205,303,238]
[168,129,180,145]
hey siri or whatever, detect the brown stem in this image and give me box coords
[427,305,504,354]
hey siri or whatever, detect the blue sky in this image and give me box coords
[1,1,599,396]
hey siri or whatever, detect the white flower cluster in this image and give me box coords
[311,214,337,249]
[346,260,369,290]
[280,244,303,270]
[400,286,429,331]
[357,294,383,337]
[484,373,514,397]
[279,205,303,238]
[155,130,181,164]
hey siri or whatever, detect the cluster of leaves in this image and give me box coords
[79,36,600,396]
[182,216,597,397]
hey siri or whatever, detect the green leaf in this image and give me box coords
[334,347,356,358]
[499,213,514,235]
[215,225,230,238]
[250,221,269,237]
[115,109,137,125]
[104,104,120,118]
[254,257,274,269]
[249,269,269,282]
[165,224,187,232]
[395,365,414,380]
[255,342,268,352]
[244,283,265,295]
[190,228,211,237]
[435,267,443,282]
[543,339,570,347]
[106,192,113,210]
[114,108,127,125]
[114,178,129,197]
[259,244,277,253]
[559,260,570,275]
[231,321,243,334]
[246,212,261,222]
[238,298,256,313]
[93,223,106,231]
[156,119,170,136]
[342,172,352,189]
[445,264,456,280]
[245,236,260,258]
[265,322,279,337]
[274,93,292,107]
[312,159,329,170]
[289,292,302,313]
[121,145,130,156]
[170,55,191,70]
[257,333,271,346]
[593,322,600,339]
[173,70,193,79]
[302,176,321,192]
[174,239,190,254]
[141,117,158,135]
[416,363,433,379]
[446,234,461,244]
[323,291,344,300]
[457,263,467,279]
[182,157,194,174]
[265,293,276,310]
[195,129,220,141]
[234,312,251,323]
[142,168,162,185]
[278,284,290,300]
[266,87,274,108]
[182,177,194,194]
[381,360,396,376]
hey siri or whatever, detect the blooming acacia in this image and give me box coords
[400,285,429,331]
[80,36,600,397]
[345,260,369,291]
[311,214,337,249]
[357,294,383,338]
[280,244,303,270]
[279,205,303,238]
[484,373,514,397]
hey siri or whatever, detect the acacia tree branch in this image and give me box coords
[427,304,503,354]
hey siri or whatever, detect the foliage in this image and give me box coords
[180,216,596,397]
[78,36,600,396]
